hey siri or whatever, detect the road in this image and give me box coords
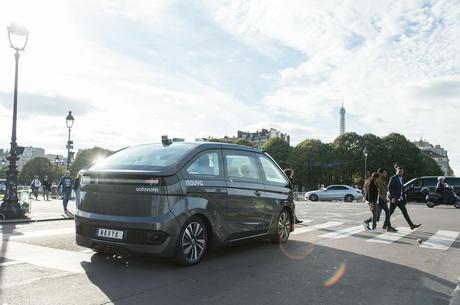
[0,201,459,305]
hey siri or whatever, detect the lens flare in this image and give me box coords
[279,241,315,260]
[324,263,347,288]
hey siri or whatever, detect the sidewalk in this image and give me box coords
[0,197,76,224]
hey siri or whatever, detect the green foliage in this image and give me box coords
[18,157,54,185]
[70,147,114,174]
[263,137,291,168]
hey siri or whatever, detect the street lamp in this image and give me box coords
[0,22,29,219]
[55,155,60,165]
[65,111,74,170]
[363,148,368,181]
[1,158,5,167]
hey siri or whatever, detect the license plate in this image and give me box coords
[96,228,124,240]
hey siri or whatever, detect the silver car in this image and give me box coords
[304,185,363,202]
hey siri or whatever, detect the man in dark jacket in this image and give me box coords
[388,167,421,230]
[58,170,74,212]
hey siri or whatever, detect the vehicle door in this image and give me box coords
[445,178,460,196]
[222,149,267,240]
[324,186,340,200]
[405,178,423,201]
[335,185,350,200]
[257,154,292,226]
[179,149,227,222]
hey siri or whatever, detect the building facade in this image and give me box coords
[414,139,450,176]
[236,128,290,146]
[17,146,45,170]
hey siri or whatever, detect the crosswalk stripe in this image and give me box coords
[367,227,414,244]
[0,240,90,273]
[292,221,343,235]
[420,230,459,250]
[319,225,365,239]
[0,227,75,240]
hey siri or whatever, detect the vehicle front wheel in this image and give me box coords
[175,216,208,266]
[309,194,319,202]
[344,194,354,202]
[270,209,291,244]
[426,202,435,208]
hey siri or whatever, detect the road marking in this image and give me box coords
[0,240,91,273]
[420,230,459,250]
[319,225,365,239]
[292,221,343,235]
[0,227,75,240]
[367,227,414,244]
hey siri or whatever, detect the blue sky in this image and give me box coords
[0,0,459,172]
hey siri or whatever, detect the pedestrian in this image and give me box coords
[388,166,421,230]
[283,168,303,224]
[375,168,396,232]
[57,170,74,212]
[362,172,380,230]
[30,175,41,200]
[42,175,51,201]
[73,172,82,205]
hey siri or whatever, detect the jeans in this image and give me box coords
[378,199,391,228]
[43,189,49,201]
[390,199,414,227]
[63,191,71,210]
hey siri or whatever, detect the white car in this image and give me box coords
[304,185,363,202]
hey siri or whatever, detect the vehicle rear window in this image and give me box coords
[90,143,197,171]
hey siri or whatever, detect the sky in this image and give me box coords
[0,0,459,172]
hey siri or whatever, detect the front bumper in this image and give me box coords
[75,209,181,257]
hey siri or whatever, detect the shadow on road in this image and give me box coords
[80,240,455,305]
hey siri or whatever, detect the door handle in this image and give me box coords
[254,190,262,196]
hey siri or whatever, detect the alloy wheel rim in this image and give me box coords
[278,211,290,240]
[182,221,205,262]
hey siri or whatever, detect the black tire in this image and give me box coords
[344,194,354,202]
[93,248,114,256]
[309,194,319,202]
[270,209,291,244]
[426,202,435,208]
[174,216,208,266]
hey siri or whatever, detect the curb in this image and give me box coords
[450,277,460,305]
[0,216,74,225]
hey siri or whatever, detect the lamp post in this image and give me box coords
[65,111,74,170]
[0,23,29,219]
[54,155,60,183]
[363,148,368,181]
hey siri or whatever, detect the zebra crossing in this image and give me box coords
[294,218,459,251]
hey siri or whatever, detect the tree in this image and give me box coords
[18,157,54,185]
[263,137,291,169]
[70,147,114,175]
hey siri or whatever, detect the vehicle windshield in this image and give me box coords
[90,143,197,171]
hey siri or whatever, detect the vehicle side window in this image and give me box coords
[445,178,459,186]
[337,186,348,190]
[225,153,260,181]
[412,179,423,187]
[424,178,437,187]
[186,152,220,176]
[327,186,338,191]
[259,155,289,185]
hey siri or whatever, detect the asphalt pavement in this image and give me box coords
[0,201,459,305]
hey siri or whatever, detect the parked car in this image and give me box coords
[75,142,295,265]
[304,185,363,202]
[405,176,460,202]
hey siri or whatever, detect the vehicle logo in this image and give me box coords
[135,186,159,193]
[185,180,204,187]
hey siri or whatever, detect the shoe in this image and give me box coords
[362,221,370,231]
[387,227,398,232]
[410,224,421,230]
[382,225,388,230]
[295,219,303,224]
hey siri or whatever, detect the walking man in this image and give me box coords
[58,170,74,212]
[30,175,41,200]
[375,168,396,232]
[42,176,51,201]
[388,166,421,230]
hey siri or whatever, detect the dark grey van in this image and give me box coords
[405,176,460,201]
[75,142,295,265]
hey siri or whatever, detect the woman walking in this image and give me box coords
[362,172,380,230]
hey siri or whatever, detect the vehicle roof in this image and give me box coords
[413,176,458,179]
[139,141,264,153]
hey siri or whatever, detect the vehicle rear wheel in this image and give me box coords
[344,194,354,202]
[175,216,208,266]
[309,194,319,202]
[270,209,291,244]
[426,202,435,208]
